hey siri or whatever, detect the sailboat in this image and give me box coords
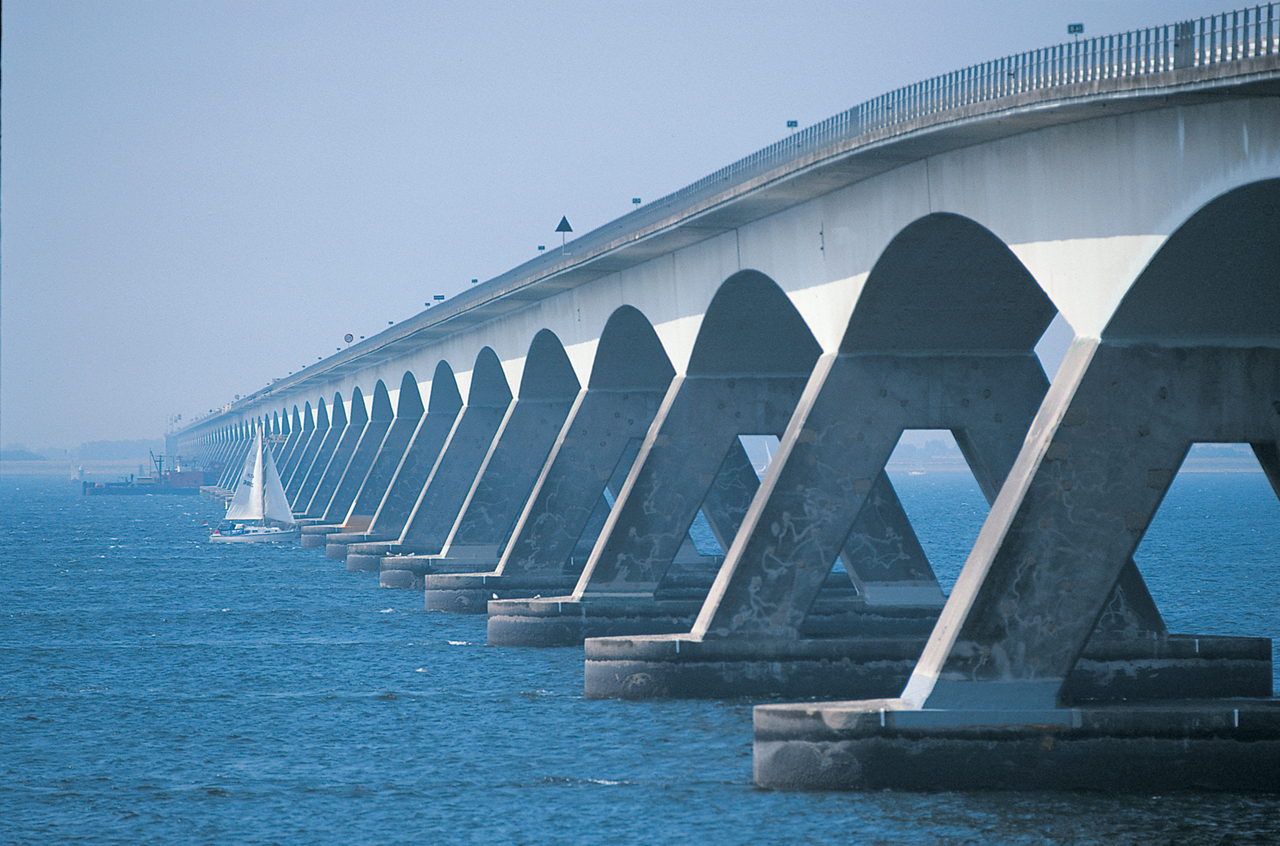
[209,428,299,543]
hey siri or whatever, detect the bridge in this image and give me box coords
[171,6,1280,791]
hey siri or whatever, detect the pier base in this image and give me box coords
[488,579,933,648]
[488,595,705,647]
[586,633,1272,700]
[753,697,1280,791]
[377,552,496,590]
[423,573,581,613]
[299,524,340,549]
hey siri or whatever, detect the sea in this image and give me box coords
[2,465,1278,845]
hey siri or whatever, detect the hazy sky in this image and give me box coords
[2,0,1223,450]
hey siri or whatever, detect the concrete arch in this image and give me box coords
[842,213,1056,354]
[688,269,822,377]
[467,348,514,409]
[292,392,347,512]
[425,362,461,413]
[901,179,1280,714]
[393,347,516,553]
[393,373,422,418]
[337,372,427,534]
[304,386,370,518]
[1104,178,1280,345]
[517,329,580,400]
[402,330,581,563]
[285,396,330,502]
[693,215,1065,637]
[351,361,465,546]
[424,305,680,606]
[280,402,314,489]
[315,384,394,525]
[275,404,306,479]
[589,305,677,391]
[574,270,821,597]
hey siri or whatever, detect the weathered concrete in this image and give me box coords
[753,697,1280,791]
[299,387,393,547]
[300,386,368,520]
[274,407,306,480]
[584,215,1164,698]
[291,393,347,514]
[366,347,512,577]
[172,56,1279,790]
[486,273,946,644]
[485,271,821,643]
[284,398,329,506]
[380,330,581,587]
[335,372,426,534]
[320,381,395,524]
[756,179,1280,790]
[342,361,468,570]
[278,402,315,491]
[588,632,1272,701]
[422,306,677,609]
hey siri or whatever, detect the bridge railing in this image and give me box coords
[857,3,1278,132]
[482,5,1276,297]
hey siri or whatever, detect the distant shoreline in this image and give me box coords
[0,459,154,479]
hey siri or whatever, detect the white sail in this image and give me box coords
[259,437,294,525]
[224,430,295,525]
[224,431,264,520]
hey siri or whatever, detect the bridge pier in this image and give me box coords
[334,362,462,566]
[585,215,1170,700]
[298,386,371,545]
[487,272,827,645]
[422,307,675,611]
[754,182,1280,790]
[381,330,580,588]
[362,349,510,574]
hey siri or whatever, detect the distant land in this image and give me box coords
[1,439,167,479]
[883,438,1264,473]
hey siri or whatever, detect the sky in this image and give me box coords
[2,0,1227,451]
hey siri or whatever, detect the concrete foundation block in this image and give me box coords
[346,553,382,573]
[585,633,1272,701]
[379,569,421,590]
[753,698,1280,791]
[487,596,705,647]
[422,572,580,613]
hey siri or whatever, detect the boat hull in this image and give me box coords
[208,527,300,544]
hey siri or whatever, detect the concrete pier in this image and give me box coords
[752,181,1280,791]
[589,632,1272,701]
[169,34,1280,792]
[284,398,329,507]
[342,361,472,570]
[753,698,1280,791]
[291,393,347,515]
[361,347,512,575]
[381,330,581,588]
[421,306,676,610]
[299,386,368,521]
[320,381,394,525]
[486,272,826,644]
[336,372,426,537]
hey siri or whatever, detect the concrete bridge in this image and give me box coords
[172,6,1280,791]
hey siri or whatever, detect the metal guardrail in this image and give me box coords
[182,5,1278,434]
[491,4,1277,288]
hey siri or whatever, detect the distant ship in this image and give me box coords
[81,452,212,495]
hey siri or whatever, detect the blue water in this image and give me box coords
[2,471,1277,845]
